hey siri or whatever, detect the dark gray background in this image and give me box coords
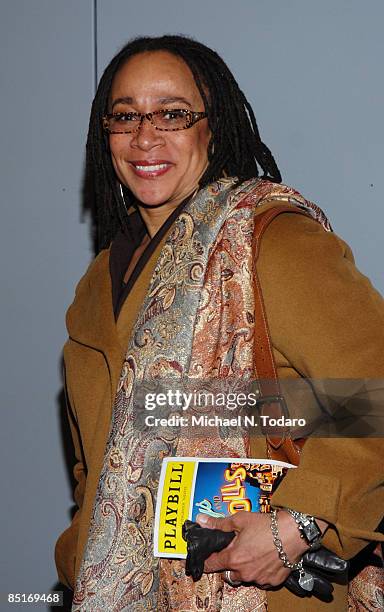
[1,1,383,610]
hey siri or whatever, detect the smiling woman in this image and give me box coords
[106,51,211,233]
[55,34,384,612]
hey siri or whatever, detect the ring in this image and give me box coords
[224,570,242,587]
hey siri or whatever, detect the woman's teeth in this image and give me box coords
[135,163,169,172]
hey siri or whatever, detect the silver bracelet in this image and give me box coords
[270,508,315,592]
[270,508,303,571]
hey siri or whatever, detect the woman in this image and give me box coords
[55,35,384,611]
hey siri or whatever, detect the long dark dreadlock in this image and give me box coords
[85,34,281,252]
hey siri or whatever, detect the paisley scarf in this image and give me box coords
[71,177,333,611]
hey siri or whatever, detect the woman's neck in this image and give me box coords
[136,187,198,238]
[137,201,180,238]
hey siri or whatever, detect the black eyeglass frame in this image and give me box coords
[102,108,207,133]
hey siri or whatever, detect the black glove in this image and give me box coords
[284,546,348,602]
[182,519,348,602]
[182,520,235,581]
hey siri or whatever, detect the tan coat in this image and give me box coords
[55,202,384,610]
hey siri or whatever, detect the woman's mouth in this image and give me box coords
[130,160,173,178]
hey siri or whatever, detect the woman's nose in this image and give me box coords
[132,116,164,150]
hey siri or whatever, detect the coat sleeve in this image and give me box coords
[54,358,87,591]
[258,211,384,559]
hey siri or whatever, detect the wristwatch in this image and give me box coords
[285,508,323,548]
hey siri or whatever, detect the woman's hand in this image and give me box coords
[196,510,314,587]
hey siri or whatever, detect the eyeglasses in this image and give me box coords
[102,108,207,133]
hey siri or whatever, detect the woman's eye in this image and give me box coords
[115,113,139,123]
[162,110,187,121]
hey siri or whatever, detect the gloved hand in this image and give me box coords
[284,546,348,602]
[183,520,235,581]
[182,519,348,602]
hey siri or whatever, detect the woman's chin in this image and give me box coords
[132,189,180,209]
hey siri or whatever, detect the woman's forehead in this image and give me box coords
[110,50,204,105]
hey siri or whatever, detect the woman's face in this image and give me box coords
[108,50,211,208]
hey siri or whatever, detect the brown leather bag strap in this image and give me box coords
[252,205,310,465]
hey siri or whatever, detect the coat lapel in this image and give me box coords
[65,249,125,421]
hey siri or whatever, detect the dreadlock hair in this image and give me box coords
[85,34,282,252]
